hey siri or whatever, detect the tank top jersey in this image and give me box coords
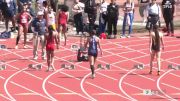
[47,12,55,26]
[46,35,55,51]
[151,32,162,51]
[19,12,29,25]
[59,11,67,25]
[88,35,98,55]
[124,2,134,13]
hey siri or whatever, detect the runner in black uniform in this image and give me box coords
[149,25,164,76]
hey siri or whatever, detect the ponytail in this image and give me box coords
[48,25,54,38]
[153,25,160,50]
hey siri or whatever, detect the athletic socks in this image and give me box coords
[16,35,20,45]
[90,65,95,75]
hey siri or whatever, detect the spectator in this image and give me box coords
[32,11,47,60]
[0,1,4,24]
[98,0,109,35]
[84,0,97,31]
[2,0,17,32]
[121,0,134,38]
[162,0,176,36]
[146,0,161,33]
[72,0,84,35]
[138,0,150,24]
[107,0,119,39]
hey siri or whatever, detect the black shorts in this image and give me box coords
[5,9,15,18]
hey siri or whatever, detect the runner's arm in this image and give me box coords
[55,32,59,49]
[160,33,164,50]
[149,33,152,53]
[97,38,103,55]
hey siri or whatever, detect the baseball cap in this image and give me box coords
[37,11,44,15]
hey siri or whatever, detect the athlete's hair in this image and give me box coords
[153,25,160,50]
[89,30,96,36]
[60,5,69,12]
[48,25,54,38]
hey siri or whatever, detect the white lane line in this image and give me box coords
[0,94,12,101]
[0,76,5,80]
[80,70,99,101]
[48,81,92,101]
[161,83,180,91]
[10,81,52,100]
[4,68,28,101]
[86,82,132,101]
[119,69,138,101]
[42,69,64,101]
[157,69,177,101]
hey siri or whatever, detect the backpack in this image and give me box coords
[0,31,11,39]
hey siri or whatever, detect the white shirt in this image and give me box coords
[73,2,84,15]
[124,2,134,13]
[100,2,109,13]
[5,0,13,7]
[47,12,55,25]
[146,3,161,17]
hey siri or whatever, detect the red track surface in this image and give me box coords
[0,35,180,101]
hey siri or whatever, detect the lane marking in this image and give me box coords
[157,69,177,101]
[119,69,138,101]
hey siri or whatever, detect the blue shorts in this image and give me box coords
[88,52,98,57]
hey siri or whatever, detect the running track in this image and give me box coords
[0,35,180,101]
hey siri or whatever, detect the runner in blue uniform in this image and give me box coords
[85,30,103,79]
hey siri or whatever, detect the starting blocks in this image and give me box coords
[61,64,75,69]
[71,44,79,51]
[0,61,6,70]
[0,45,6,49]
[97,64,110,70]
[28,64,42,70]
[168,64,180,70]
[134,64,144,69]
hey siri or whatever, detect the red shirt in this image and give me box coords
[19,12,29,25]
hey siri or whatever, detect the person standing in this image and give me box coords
[45,25,59,71]
[32,11,47,60]
[107,0,119,39]
[84,0,97,31]
[138,0,150,23]
[15,4,32,49]
[3,0,16,32]
[162,0,176,36]
[146,0,161,32]
[84,30,102,79]
[72,0,84,35]
[98,0,109,35]
[149,25,164,76]
[57,5,69,46]
[121,0,134,38]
